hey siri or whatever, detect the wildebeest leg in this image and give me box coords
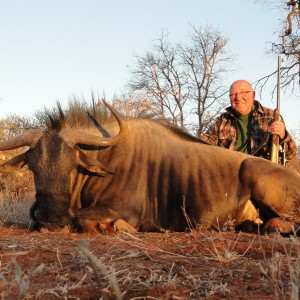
[75,217,137,234]
[239,158,300,235]
[235,199,263,224]
[77,218,116,234]
[72,204,138,234]
[113,219,137,233]
[263,218,294,235]
[235,199,263,233]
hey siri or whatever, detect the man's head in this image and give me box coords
[229,80,255,116]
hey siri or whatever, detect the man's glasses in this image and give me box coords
[229,91,253,98]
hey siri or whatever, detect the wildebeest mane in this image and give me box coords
[45,99,209,144]
[47,102,66,130]
[45,100,115,133]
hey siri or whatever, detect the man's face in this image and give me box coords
[229,81,255,116]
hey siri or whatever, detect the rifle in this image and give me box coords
[270,56,285,165]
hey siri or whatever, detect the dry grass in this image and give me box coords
[0,228,300,299]
[0,149,35,229]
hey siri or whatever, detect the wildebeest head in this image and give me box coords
[0,101,128,230]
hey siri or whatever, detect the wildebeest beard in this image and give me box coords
[31,191,72,230]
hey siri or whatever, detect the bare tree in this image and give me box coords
[127,25,234,135]
[127,32,187,128]
[178,25,234,134]
[255,0,300,96]
[112,93,162,119]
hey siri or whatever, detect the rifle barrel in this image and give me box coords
[277,56,282,111]
[270,56,283,164]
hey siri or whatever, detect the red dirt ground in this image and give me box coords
[0,226,299,299]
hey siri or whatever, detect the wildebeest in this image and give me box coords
[0,101,299,235]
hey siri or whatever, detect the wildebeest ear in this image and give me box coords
[0,152,28,173]
[75,148,114,176]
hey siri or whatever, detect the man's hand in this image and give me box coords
[268,121,286,140]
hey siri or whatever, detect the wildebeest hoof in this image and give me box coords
[79,218,137,234]
[113,219,137,233]
[79,218,116,234]
[263,218,294,235]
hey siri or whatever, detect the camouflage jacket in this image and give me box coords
[200,100,297,161]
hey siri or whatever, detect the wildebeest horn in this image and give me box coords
[0,129,45,150]
[59,100,129,147]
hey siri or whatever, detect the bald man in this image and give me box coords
[200,80,297,162]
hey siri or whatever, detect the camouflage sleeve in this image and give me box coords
[198,117,222,145]
[198,132,218,145]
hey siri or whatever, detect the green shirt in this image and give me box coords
[234,111,253,154]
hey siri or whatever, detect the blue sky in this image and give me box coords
[0,0,299,131]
